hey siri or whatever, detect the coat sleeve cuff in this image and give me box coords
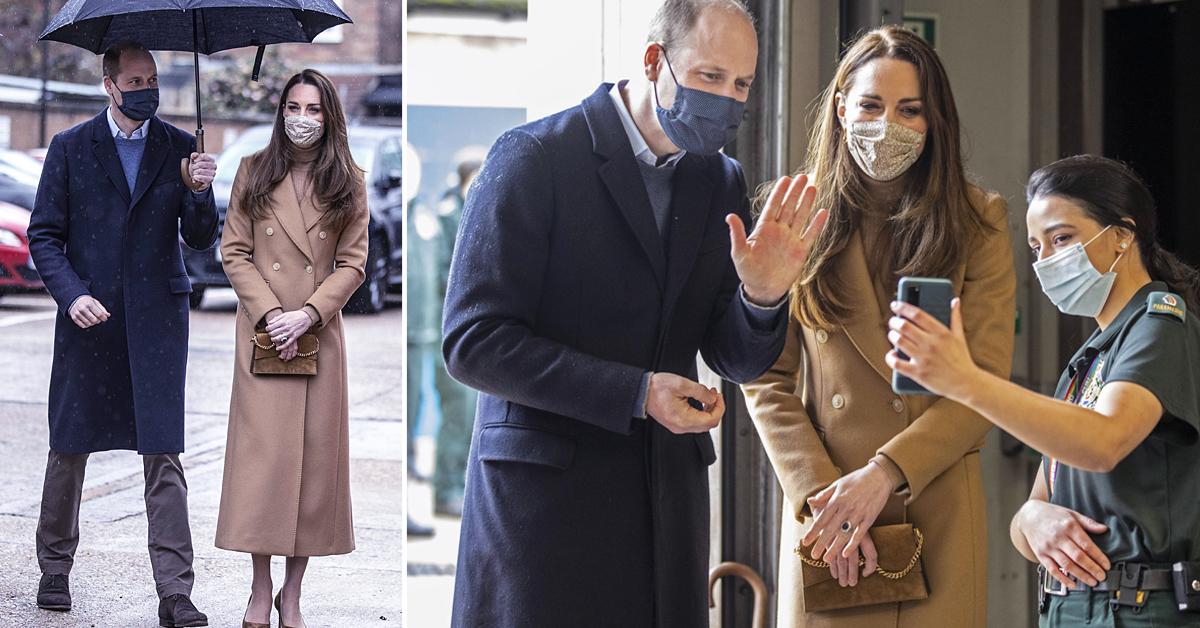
[302,305,322,327]
[739,285,788,332]
[632,371,652,419]
[870,453,910,495]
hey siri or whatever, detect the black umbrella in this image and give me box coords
[39,0,352,189]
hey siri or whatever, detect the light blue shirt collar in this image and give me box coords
[608,81,682,168]
[106,106,148,140]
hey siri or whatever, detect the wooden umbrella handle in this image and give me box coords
[181,128,210,192]
[709,561,769,628]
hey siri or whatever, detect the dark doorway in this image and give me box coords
[1103,0,1200,268]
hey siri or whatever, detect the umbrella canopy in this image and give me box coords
[39,0,352,189]
[39,0,351,54]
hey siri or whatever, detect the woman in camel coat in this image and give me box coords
[742,27,1016,628]
[216,69,368,628]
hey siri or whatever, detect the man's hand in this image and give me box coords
[188,152,217,187]
[68,295,110,329]
[645,372,725,434]
[266,310,315,361]
[726,174,829,306]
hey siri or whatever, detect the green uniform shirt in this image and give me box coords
[1046,280,1200,565]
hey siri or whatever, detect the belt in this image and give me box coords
[1038,563,1174,614]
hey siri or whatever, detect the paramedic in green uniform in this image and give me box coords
[885,155,1200,626]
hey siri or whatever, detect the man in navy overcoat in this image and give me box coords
[442,1,829,626]
[27,42,217,627]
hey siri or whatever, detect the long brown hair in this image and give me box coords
[236,69,365,233]
[780,26,989,329]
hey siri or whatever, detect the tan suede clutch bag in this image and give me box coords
[250,331,319,376]
[797,523,929,612]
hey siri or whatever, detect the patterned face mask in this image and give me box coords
[844,119,926,182]
[284,114,324,148]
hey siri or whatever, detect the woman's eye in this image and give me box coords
[860,102,880,111]
[901,107,922,117]
[1053,235,1071,245]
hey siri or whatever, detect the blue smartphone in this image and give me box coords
[892,277,954,396]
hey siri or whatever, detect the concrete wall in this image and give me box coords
[406,9,528,108]
[525,0,660,120]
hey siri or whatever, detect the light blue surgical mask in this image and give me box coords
[653,47,745,155]
[1032,225,1125,317]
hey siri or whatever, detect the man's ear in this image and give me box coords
[643,43,664,82]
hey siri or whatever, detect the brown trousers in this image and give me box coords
[35,450,195,598]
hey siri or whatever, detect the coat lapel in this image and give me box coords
[661,154,713,314]
[583,84,667,290]
[89,113,131,205]
[838,231,894,384]
[129,118,169,211]
[272,172,316,263]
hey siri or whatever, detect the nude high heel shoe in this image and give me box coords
[242,594,270,628]
[274,591,307,628]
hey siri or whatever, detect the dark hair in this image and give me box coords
[777,25,989,330]
[235,69,365,233]
[102,42,151,79]
[1026,154,1200,313]
[647,0,754,52]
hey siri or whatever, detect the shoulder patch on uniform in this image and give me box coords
[1147,291,1186,323]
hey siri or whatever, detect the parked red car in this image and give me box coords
[0,201,43,299]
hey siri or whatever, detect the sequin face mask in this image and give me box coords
[844,119,926,182]
[284,115,324,148]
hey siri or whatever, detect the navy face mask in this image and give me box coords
[111,84,160,122]
[653,47,745,155]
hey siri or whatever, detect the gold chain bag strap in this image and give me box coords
[250,330,319,376]
[795,523,929,612]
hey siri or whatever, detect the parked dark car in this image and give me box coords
[183,124,404,313]
[0,169,37,212]
[0,201,43,300]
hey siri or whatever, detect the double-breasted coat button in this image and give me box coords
[816,329,829,344]
[305,265,313,274]
[272,262,280,271]
[831,393,845,409]
[266,227,274,236]
[1192,579,1200,592]
[892,398,905,413]
[319,231,328,240]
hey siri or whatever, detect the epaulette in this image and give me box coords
[1147,291,1186,323]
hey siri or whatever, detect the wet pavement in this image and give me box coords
[0,289,403,628]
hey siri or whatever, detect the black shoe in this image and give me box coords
[407,516,435,538]
[159,593,208,628]
[36,573,71,612]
